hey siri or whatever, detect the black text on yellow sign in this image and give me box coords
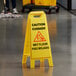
[22,11,53,68]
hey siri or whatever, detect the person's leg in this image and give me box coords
[6,0,10,10]
[12,0,18,14]
[12,0,16,9]
[1,0,10,13]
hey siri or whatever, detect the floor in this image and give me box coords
[70,10,76,16]
[0,6,76,76]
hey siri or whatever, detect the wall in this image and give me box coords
[57,0,68,8]
[72,0,76,9]
[57,0,76,10]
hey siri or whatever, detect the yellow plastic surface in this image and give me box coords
[22,11,53,68]
[32,0,35,4]
[35,0,56,6]
[23,0,31,5]
[22,15,31,64]
[23,0,56,6]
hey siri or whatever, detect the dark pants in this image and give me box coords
[6,0,16,9]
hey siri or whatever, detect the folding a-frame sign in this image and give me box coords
[22,11,53,68]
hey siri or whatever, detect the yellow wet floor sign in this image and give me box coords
[22,11,53,68]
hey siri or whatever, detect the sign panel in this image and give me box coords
[22,11,53,68]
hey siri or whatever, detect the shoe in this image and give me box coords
[1,7,10,13]
[1,10,5,13]
[13,8,18,14]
